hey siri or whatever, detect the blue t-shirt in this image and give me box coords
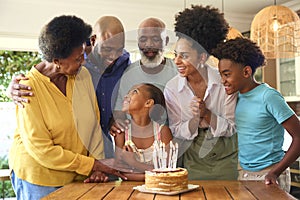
[236,83,294,171]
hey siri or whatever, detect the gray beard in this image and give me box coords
[140,51,164,69]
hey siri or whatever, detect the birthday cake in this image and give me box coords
[145,168,188,191]
[145,141,188,191]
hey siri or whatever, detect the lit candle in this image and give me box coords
[153,147,158,169]
[174,143,178,169]
[168,141,173,169]
[162,143,167,169]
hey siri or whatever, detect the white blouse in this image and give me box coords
[164,65,237,140]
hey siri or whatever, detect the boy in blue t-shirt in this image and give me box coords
[212,37,300,192]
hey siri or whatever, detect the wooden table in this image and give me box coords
[42,180,297,200]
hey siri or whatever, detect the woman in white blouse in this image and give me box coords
[164,5,238,180]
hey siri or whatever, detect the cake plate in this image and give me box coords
[133,184,199,195]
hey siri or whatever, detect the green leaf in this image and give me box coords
[0,50,41,102]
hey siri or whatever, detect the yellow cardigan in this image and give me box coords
[9,66,104,187]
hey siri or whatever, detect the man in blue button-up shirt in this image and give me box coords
[84,16,131,158]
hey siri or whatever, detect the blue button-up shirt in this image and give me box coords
[85,49,130,158]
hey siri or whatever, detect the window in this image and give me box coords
[277,57,300,101]
[279,58,296,96]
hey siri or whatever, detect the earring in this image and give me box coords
[197,63,204,69]
[56,65,60,69]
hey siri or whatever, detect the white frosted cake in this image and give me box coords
[145,168,188,191]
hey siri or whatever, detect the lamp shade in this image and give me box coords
[250,5,300,59]
[226,27,243,40]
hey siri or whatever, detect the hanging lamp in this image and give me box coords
[226,27,243,40]
[250,1,300,59]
